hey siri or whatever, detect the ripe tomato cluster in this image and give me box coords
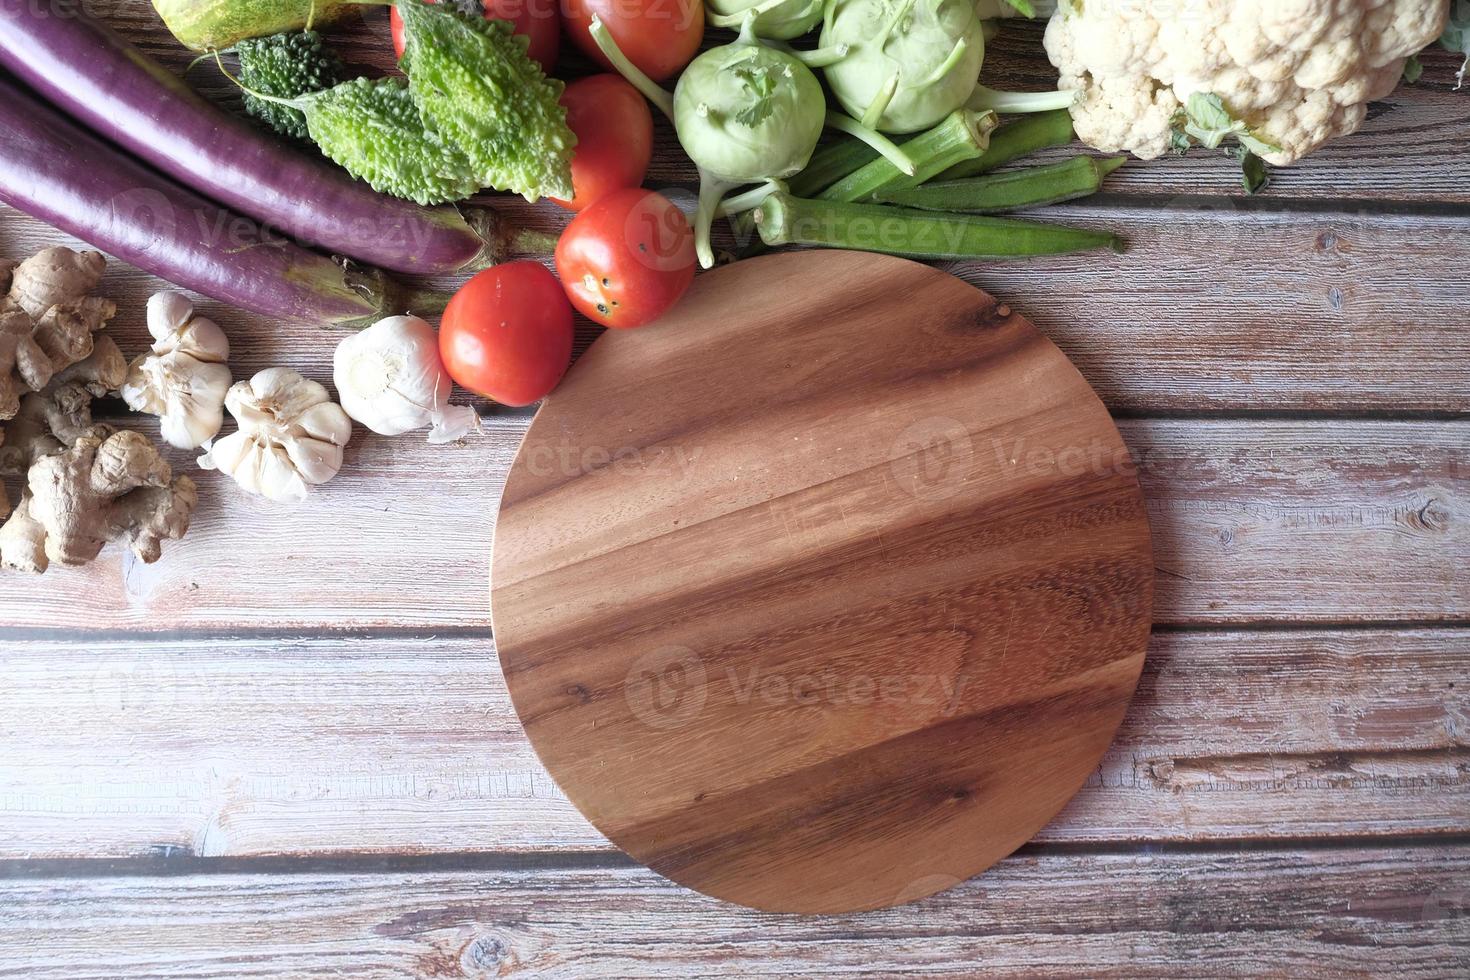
[432,0,702,406]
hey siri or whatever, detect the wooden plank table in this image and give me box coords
[1,6,1468,976]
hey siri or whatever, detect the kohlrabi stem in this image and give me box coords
[873,155,1126,213]
[818,109,997,203]
[694,173,738,269]
[788,43,850,68]
[788,139,881,197]
[919,37,970,89]
[935,109,1075,181]
[705,0,794,29]
[860,73,899,130]
[967,84,1075,114]
[588,15,675,122]
[825,112,916,177]
[718,179,786,216]
[751,192,1125,259]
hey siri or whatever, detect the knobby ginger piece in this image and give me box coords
[7,247,105,319]
[0,335,127,478]
[0,247,116,421]
[0,429,197,574]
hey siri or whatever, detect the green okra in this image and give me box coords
[934,108,1075,182]
[874,155,1125,213]
[818,109,999,204]
[751,192,1125,260]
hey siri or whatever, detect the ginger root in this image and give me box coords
[0,247,116,422]
[0,331,191,574]
[0,335,127,478]
[0,429,197,574]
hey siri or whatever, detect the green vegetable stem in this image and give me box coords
[935,109,1074,181]
[751,192,1125,260]
[874,155,1124,213]
[818,109,997,203]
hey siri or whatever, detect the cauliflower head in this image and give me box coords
[1044,0,1450,165]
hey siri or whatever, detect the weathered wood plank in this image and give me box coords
[0,419,1463,629]
[2,200,1466,415]
[0,629,1462,859]
[0,847,1466,978]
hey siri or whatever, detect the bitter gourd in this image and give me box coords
[396,0,575,202]
[236,31,345,142]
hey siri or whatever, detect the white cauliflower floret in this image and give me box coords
[1045,0,1449,166]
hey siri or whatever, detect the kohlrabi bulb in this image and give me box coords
[673,39,826,182]
[822,0,987,134]
[705,0,825,41]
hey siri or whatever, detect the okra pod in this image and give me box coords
[787,138,881,198]
[752,193,1125,260]
[934,109,1075,182]
[874,156,1126,213]
[819,110,999,204]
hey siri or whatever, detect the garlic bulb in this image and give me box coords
[333,315,478,444]
[199,367,352,502]
[120,291,232,449]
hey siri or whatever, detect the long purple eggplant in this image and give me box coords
[0,75,431,328]
[0,0,533,276]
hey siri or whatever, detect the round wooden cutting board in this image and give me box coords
[491,250,1154,914]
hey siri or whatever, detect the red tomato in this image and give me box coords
[440,261,574,406]
[391,0,560,71]
[562,0,703,83]
[555,188,696,329]
[551,75,654,212]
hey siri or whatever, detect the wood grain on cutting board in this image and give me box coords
[492,251,1154,912]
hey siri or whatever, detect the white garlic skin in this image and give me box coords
[333,315,478,445]
[199,367,352,503]
[120,291,232,449]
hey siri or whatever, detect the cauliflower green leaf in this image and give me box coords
[1177,93,1281,157]
[397,0,575,201]
[1443,0,1470,90]
[1168,92,1282,195]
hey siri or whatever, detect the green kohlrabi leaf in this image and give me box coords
[732,65,780,127]
[397,0,575,201]
[1402,55,1424,84]
[295,77,483,205]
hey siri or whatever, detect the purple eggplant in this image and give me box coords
[0,0,535,276]
[0,76,432,328]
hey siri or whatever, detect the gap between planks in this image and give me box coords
[2,833,1469,881]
